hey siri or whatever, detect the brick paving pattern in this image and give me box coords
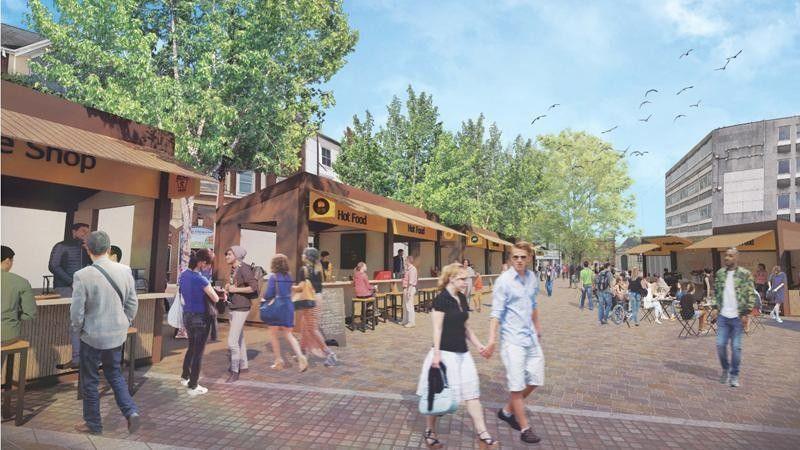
[3,279,799,448]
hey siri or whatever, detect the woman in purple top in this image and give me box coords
[262,254,307,371]
[179,249,219,396]
[768,266,787,323]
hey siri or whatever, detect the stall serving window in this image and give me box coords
[340,233,366,271]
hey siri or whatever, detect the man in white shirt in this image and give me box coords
[713,248,757,388]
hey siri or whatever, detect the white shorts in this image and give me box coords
[500,341,545,391]
[416,349,480,403]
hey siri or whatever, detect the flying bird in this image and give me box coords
[601,126,618,134]
[639,114,652,122]
[727,49,742,60]
[676,86,694,95]
[639,100,652,109]
[679,49,694,59]
[715,60,730,71]
[689,100,701,108]
[645,89,658,97]
[547,103,560,111]
[530,114,546,124]
[631,151,649,157]
[673,114,687,122]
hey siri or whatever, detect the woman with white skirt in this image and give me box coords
[642,279,666,324]
[416,263,497,449]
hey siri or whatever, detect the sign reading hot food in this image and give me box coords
[466,231,486,248]
[392,219,436,241]
[308,191,387,233]
[487,240,503,251]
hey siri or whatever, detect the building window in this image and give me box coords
[778,159,790,175]
[778,193,790,209]
[796,191,800,207]
[238,171,254,195]
[321,147,332,167]
[778,125,790,141]
[778,213,791,221]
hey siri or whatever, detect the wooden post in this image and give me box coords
[434,231,442,271]
[277,187,309,275]
[149,172,171,363]
[90,209,99,231]
[384,218,394,272]
[670,251,678,273]
[484,248,490,275]
[64,211,75,241]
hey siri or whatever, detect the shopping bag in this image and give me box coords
[418,364,458,416]
[167,291,184,329]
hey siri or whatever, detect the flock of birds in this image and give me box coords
[531,47,745,164]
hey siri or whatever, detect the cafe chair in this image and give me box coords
[1,339,29,426]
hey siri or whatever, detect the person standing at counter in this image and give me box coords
[2,246,37,345]
[70,231,140,435]
[393,249,405,279]
[178,249,219,396]
[201,249,219,342]
[49,223,91,296]
[320,251,334,281]
[51,223,91,370]
[223,246,257,383]
[402,255,418,328]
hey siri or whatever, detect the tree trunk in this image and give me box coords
[179,196,194,276]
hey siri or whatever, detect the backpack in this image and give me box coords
[250,263,268,298]
[596,270,610,291]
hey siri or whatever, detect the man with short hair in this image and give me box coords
[392,249,405,279]
[49,223,91,296]
[596,263,614,325]
[401,255,418,328]
[71,231,140,435]
[714,248,757,388]
[579,261,594,310]
[484,241,544,444]
[2,246,37,345]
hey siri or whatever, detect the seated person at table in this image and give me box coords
[353,262,375,298]
[2,245,37,346]
[653,276,670,299]
[642,278,666,324]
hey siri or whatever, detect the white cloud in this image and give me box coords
[658,0,728,37]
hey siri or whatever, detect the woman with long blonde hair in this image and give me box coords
[416,263,497,449]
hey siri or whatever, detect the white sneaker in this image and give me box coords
[776,317,783,323]
[186,385,208,397]
[655,319,662,324]
[180,378,189,387]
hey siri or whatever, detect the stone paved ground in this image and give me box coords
[3,278,799,449]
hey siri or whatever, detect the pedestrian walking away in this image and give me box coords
[296,248,337,367]
[70,231,140,435]
[767,266,787,323]
[713,248,757,388]
[484,241,544,444]
[578,261,594,310]
[178,249,219,396]
[224,245,258,383]
[261,254,307,372]
[596,263,614,324]
[416,263,497,449]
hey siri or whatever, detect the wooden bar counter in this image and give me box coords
[12,293,172,381]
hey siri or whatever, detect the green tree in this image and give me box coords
[26,0,357,270]
[332,111,392,196]
[532,130,637,264]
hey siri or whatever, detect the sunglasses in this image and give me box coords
[511,255,528,260]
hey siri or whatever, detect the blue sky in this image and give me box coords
[4,0,799,236]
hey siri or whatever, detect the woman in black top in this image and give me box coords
[628,268,648,326]
[416,263,496,449]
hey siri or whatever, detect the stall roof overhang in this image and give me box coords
[685,230,775,250]
[625,243,660,254]
[311,189,465,238]
[471,228,514,247]
[2,109,214,182]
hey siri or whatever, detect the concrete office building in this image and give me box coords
[665,116,800,238]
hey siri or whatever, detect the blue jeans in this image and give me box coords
[580,286,593,310]
[80,341,138,432]
[629,292,641,324]
[716,315,743,377]
[597,291,612,323]
[545,279,553,296]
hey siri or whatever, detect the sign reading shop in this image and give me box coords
[308,191,387,233]
[2,136,97,173]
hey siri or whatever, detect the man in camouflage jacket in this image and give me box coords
[712,248,757,388]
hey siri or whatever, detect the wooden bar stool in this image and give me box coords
[375,292,389,324]
[350,297,377,332]
[77,327,137,400]
[1,339,29,426]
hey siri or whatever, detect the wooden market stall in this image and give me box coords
[1,81,212,380]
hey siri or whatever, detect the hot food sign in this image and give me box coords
[308,191,386,233]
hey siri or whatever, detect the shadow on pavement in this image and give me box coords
[662,361,719,381]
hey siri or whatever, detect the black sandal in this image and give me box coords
[477,430,498,449]
[424,429,443,449]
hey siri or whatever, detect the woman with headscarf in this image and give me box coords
[768,265,787,324]
[295,248,337,367]
[224,245,258,383]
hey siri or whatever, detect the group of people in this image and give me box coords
[417,242,545,448]
[178,246,339,396]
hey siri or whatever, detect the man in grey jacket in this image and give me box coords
[71,231,140,435]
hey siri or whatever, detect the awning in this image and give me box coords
[473,229,514,247]
[625,243,660,254]
[685,230,775,250]
[2,109,213,181]
[309,189,464,240]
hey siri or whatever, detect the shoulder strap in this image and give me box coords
[92,264,125,306]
